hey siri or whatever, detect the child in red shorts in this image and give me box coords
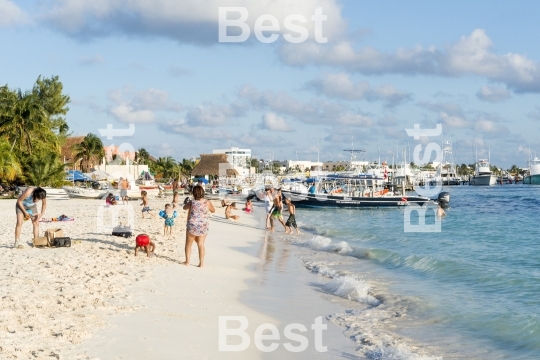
[134,234,155,257]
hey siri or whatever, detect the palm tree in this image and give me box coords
[153,157,177,179]
[179,158,195,177]
[73,133,105,172]
[135,148,151,165]
[0,139,21,181]
[25,152,68,187]
[0,89,58,155]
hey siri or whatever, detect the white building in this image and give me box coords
[213,147,253,176]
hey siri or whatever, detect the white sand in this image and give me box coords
[1,196,358,359]
[0,197,277,359]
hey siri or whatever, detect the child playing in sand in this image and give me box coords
[284,198,301,234]
[134,234,155,257]
[225,202,240,220]
[140,191,156,219]
[160,203,178,238]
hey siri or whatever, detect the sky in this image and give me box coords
[1,0,540,168]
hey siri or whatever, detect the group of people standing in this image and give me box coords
[264,188,300,234]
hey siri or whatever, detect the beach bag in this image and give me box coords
[46,228,65,246]
[32,236,49,247]
[52,237,72,247]
[112,224,133,238]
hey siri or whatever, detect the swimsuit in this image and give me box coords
[285,214,297,228]
[271,207,282,218]
[164,211,177,226]
[186,199,209,236]
[16,194,38,215]
[142,206,151,212]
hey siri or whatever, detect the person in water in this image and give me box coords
[284,198,301,234]
[437,203,446,217]
[269,189,287,232]
[14,187,47,248]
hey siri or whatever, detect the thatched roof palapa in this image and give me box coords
[191,154,239,177]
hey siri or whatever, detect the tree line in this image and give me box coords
[0,76,70,186]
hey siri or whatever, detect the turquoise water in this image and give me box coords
[291,185,540,359]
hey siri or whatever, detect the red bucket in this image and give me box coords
[136,234,150,247]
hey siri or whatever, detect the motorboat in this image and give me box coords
[524,157,540,184]
[470,159,497,186]
[282,176,447,208]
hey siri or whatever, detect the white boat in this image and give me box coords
[43,187,70,200]
[470,159,497,186]
[63,186,109,199]
[524,157,540,185]
[109,180,159,199]
[436,140,461,185]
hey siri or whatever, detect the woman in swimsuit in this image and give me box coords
[14,187,47,248]
[182,185,215,267]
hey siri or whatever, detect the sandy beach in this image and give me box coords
[1,195,358,359]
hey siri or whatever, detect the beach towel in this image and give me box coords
[40,214,75,223]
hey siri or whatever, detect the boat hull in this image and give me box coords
[470,174,497,186]
[523,174,540,185]
[281,190,434,208]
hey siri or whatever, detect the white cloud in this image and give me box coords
[185,101,247,126]
[476,85,511,103]
[158,119,230,139]
[239,85,374,127]
[0,0,29,27]
[279,29,540,93]
[259,113,294,132]
[305,73,412,107]
[41,0,346,45]
[108,86,182,124]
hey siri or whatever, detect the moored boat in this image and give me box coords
[524,157,540,184]
[470,159,497,186]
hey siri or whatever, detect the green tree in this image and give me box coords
[135,148,151,164]
[0,88,58,155]
[32,75,70,135]
[0,139,21,181]
[73,133,105,172]
[25,152,68,187]
[153,157,177,179]
[179,158,195,177]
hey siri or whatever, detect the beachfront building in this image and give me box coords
[192,154,239,180]
[212,147,253,176]
[322,160,369,172]
[285,160,323,172]
[104,145,136,163]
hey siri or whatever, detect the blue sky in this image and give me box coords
[1,0,540,168]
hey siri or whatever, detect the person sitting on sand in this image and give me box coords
[183,185,216,267]
[14,187,47,248]
[140,191,157,219]
[225,202,240,220]
[243,199,253,213]
[284,198,301,234]
[105,193,117,206]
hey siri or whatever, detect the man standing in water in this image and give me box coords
[269,189,287,232]
[264,188,274,230]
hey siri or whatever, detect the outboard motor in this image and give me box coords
[437,192,450,208]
